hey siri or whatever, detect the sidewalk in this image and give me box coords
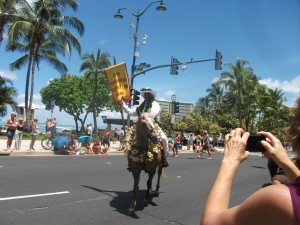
[0,139,224,157]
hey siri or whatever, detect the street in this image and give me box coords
[0,152,269,225]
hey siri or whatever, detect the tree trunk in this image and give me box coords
[25,55,33,129]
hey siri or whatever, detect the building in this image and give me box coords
[102,100,194,126]
[12,103,39,121]
[157,100,194,120]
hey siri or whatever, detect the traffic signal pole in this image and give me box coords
[132,57,218,79]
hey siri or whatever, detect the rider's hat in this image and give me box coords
[140,87,156,98]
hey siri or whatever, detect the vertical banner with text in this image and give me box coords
[104,62,131,105]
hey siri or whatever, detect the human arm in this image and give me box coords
[200,128,298,225]
[150,101,160,118]
[122,101,137,116]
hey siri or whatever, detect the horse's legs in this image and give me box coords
[129,167,141,213]
[145,170,155,202]
[154,166,162,196]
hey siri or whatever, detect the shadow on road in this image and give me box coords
[81,185,158,219]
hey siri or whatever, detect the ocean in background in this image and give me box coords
[37,123,76,133]
[0,119,76,133]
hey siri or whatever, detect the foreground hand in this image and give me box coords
[224,128,250,164]
[257,131,289,167]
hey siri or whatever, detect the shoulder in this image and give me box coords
[221,184,296,225]
[152,100,160,105]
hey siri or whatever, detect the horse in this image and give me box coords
[124,108,163,214]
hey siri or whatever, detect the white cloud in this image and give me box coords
[164,90,175,97]
[0,69,17,80]
[212,77,220,83]
[100,39,108,46]
[17,93,41,101]
[259,75,300,94]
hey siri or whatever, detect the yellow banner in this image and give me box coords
[104,62,131,105]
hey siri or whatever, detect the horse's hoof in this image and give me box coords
[153,192,159,197]
[128,207,135,215]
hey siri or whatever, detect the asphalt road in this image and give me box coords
[0,152,270,225]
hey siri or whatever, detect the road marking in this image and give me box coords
[0,191,70,201]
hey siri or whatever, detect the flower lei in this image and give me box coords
[121,122,162,162]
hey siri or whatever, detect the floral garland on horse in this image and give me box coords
[122,122,163,163]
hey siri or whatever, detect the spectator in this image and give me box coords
[187,133,194,150]
[200,128,300,225]
[168,140,174,154]
[193,135,202,153]
[29,118,39,151]
[67,134,79,155]
[113,128,118,144]
[102,129,110,149]
[5,112,17,151]
[197,130,212,159]
[119,128,125,150]
[81,136,93,154]
[14,117,25,150]
[85,124,92,136]
[45,118,55,146]
[173,133,180,157]
[92,139,101,154]
[101,143,109,155]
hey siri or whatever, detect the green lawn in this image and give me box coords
[0,132,46,140]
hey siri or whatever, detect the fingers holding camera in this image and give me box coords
[224,128,250,164]
[258,131,289,166]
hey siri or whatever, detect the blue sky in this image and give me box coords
[0,0,300,127]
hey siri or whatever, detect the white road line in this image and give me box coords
[0,191,70,201]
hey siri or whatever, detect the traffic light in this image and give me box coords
[132,89,140,105]
[170,57,179,75]
[215,50,222,70]
[173,101,180,114]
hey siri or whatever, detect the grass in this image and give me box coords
[0,132,46,140]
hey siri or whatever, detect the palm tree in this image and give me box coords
[220,58,253,127]
[6,0,84,125]
[206,82,224,111]
[0,0,30,46]
[79,48,111,136]
[0,76,17,117]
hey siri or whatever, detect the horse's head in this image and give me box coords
[136,108,160,144]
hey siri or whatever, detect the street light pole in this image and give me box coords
[114,1,167,127]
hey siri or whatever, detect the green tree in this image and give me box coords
[0,76,17,117]
[40,74,91,132]
[6,0,84,126]
[157,110,172,133]
[220,58,254,128]
[0,0,30,46]
[79,48,111,136]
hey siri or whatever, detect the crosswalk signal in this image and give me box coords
[170,57,179,75]
[132,89,140,105]
[215,50,222,70]
[173,101,180,114]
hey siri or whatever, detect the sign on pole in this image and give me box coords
[104,62,131,105]
[171,114,176,124]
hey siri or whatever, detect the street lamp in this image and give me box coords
[114,0,167,126]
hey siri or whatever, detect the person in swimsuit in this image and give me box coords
[5,112,17,151]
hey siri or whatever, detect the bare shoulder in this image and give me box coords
[223,184,297,225]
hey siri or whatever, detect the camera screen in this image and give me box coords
[246,135,266,152]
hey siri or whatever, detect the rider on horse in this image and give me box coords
[122,87,169,171]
